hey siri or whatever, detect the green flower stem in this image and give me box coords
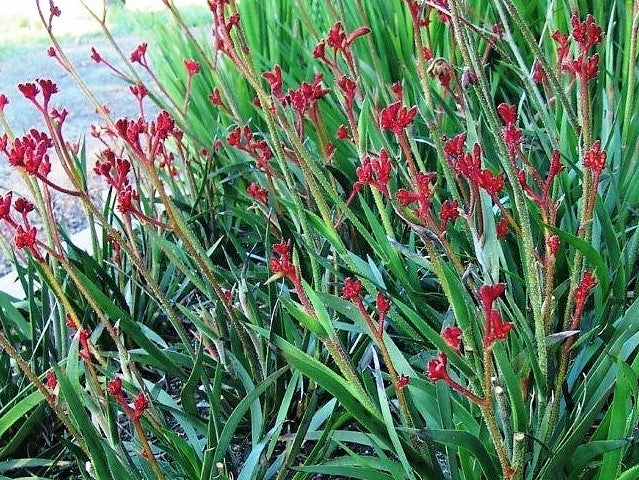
[424,242,483,386]
[143,161,263,378]
[132,418,166,480]
[410,21,460,203]
[481,349,515,480]
[622,1,639,154]
[0,333,89,458]
[325,337,379,415]
[398,133,419,184]
[448,0,545,391]
[232,55,323,289]
[498,0,580,132]
[512,432,526,480]
[372,188,395,240]
[358,305,413,428]
[548,60,598,436]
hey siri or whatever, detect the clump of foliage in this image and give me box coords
[1,0,639,479]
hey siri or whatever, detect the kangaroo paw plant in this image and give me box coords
[1,0,639,479]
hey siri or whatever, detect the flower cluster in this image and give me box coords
[107,377,149,422]
[552,11,603,81]
[227,125,273,173]
[0,192,42,260]
[18,79,59,111]
[517,149,563,217]
[379,101,418,136]
[570,270,597,329]
[479,283,513,347]
[426,347,483,405]
[353,149,392,197]
[1,129,53,178]
[342,277,391,338]
[397,172,438,222]
[270,241,297,282]
[94,150,138,214]
[583,139,606,175]
[313,21,371,74]
[208,0,242,58]
[247,182,268,204]
[497,103,523,155]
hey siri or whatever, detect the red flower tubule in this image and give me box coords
[583,140,606,174]
[442,326,462,353]
[379,101,418,135]
[247,182,268,204]
[439,199,459,229]
[427,352,449,381]
[184,59,200,76]
[342,277,363,301]
[270,241,297,281]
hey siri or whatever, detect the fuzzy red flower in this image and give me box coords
[342,277,363,300]
[484,309,514,345]
[130,43,148,64]
[129,83,147,100]
[0,192,12,220]
[90,47,102,63]
[184,59,200,76]
[380,101,417,135]
[583,140,606,174]
[444,133,467,159]
[479,283,507,314]
[247,182,268,204]
[477,169,505,197]
[442,326,462,353]
[479,283,513,346]
[107,377,123,396]
[0,94,8,113]
[497,103,517,124]
[575,271,596,306]
[427,352,449,381]
[336,124,349,140]
[45,371,58,389]
[262,65,283,98]
[38,79,58,105]
[15,226,37,250]
[18,83,39,101]
[337,76,357,109]
[396,374,410,390]
[496,218,509,238]
[571,12,603,51]
[270,241,296,280]
[440,199,459,229]
[376,293,391,332]
[209,89,223,106]
[14,198,34,215]
[133,393,149,420]
[547,235,560,257]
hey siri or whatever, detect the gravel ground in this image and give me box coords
[0,35,144,276]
